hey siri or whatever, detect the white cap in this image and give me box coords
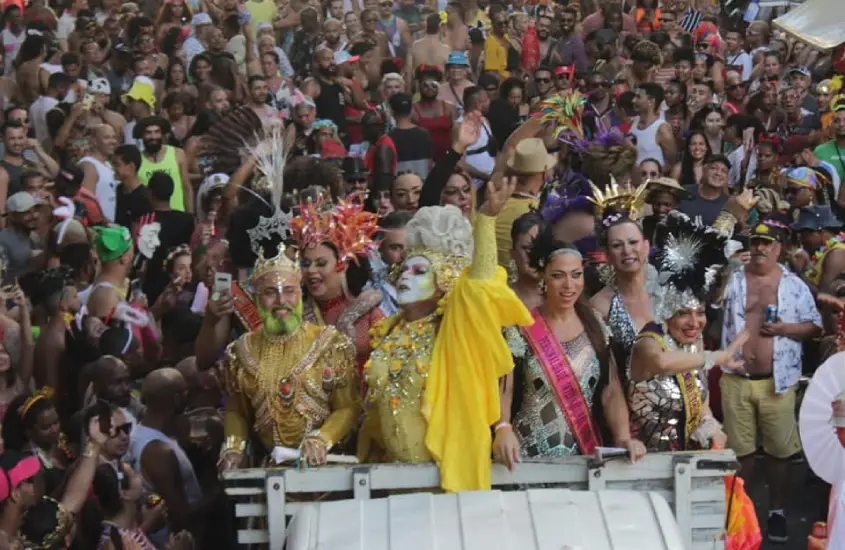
[90,77,111,95]
[6,192,37,213]
[191,12,212,26]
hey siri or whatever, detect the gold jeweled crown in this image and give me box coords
[587,178,649,225]
[251,243,301,292]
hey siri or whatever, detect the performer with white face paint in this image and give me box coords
[358,177,533,493]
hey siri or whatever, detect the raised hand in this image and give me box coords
[479,175,517,217]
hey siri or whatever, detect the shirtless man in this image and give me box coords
[360,8,389,92]
[408,13,449,75]
[443,2,467,52]
[720,218,822,544]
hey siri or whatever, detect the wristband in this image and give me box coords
[494,421,512,432]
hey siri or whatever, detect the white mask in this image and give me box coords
[395,256,436,305]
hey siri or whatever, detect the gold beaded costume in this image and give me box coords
[220,245,360,460]
[359,206,533,492]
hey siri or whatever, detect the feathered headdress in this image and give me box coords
[201,107,293,255]
[537,90,637,186]
[290,193,379,267]
[650,211,739,322]
[588,178,649,228]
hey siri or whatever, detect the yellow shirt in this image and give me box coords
[483,34,511,80]
[495,196,539,267]
[245,0,277,38]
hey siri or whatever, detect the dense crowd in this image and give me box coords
[0,0,839,547]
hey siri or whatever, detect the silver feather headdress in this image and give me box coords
[244,122,293,255]
[650,211,740,322]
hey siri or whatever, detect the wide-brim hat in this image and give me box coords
[645,177,689,201]
[792,205,842,231]
[133,115,172,140]
[506,138,556,175]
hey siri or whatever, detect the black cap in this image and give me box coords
[342,157,369,179]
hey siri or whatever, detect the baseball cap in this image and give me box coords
[6,192,37,213]
[788,66,811,78]
[751,215,791,243]
[191,12,212,26]
[704,154,731,170]
[0,451,41,501]
[446,51,469,67]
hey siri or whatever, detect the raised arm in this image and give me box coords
[469,175,516,280]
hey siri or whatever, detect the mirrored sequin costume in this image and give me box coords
[607,285,639,374]
[627,323,708,452]
[506,328,601,457]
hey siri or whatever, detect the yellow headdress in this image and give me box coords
[20,387,55,418]
[587,178,650,229]
[250,243,301,293]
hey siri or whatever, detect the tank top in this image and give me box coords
[0,159,24,197]
[79,156,117,222]
[630,116,667,167]
[2,28,24,77]
[376,15,403,57]
[139,146,185,212]
[127,424,202,547]
[413,102,452,161]
[460,116,495,186]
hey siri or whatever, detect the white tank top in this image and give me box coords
[79,156,117,222]
[458,116,495,187]
[2,29,24,77]
[630,116,667,167]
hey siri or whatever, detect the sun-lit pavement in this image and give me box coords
[745,457,826,550]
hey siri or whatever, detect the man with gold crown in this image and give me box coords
[217,243,360,470]
[357,176,534,493]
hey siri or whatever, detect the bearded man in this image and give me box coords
[218,244,360,470]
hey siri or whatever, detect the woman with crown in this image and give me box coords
[290,195,385,377]
[217,243,360,470]
[357,177,533,493]
[587,181,658,373]
[627,211,749,452]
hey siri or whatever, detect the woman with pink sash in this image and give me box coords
[493,231,646,467]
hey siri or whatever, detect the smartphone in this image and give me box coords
[214,272,232,295]
[129,279,144,302]
[97,399,112,435]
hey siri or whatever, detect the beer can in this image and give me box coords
[811,521,828,539]
[766,305,778,324]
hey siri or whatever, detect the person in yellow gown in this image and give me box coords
[358,176,533,492]
[218,243,360,470]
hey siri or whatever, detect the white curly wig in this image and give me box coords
[404,205,474,259]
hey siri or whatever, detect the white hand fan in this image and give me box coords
[799,351,845,484]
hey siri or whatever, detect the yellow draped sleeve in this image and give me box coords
[221,341,251,454]
[422,214,533,493]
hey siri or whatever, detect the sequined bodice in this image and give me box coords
[608,286,638,353]
[364,313,439,462]
[506,328,600,458]
[626,328,708,452]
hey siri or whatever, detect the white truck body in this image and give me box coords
[222,450,737,550]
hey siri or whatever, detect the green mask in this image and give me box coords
[258,300,303,335]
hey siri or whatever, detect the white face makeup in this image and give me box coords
[396,256,436,305]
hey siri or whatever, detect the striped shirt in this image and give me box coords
[678,9,703,33]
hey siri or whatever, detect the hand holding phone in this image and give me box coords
[212,272,232,301]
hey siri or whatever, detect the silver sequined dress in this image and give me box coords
[607,286,639,375]
[626,324,709,452]
[505,327,601,457]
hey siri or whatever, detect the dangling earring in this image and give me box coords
[507,258,517,284]
[539,279,547,295]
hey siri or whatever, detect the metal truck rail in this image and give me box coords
[222,450,737,550]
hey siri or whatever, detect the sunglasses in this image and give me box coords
[696,43,709,50]
[727,83,745,91]
[113,422,132,436]
[641,171,659,178]
[348,177,367,183]
[535,78,551,83]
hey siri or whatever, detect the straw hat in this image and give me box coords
[506,138,556,175]
[645,177,689,201]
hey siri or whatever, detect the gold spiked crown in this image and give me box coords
[587,178,649,227]
[251,243,301,293]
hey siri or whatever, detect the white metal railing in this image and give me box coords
[222,450,737,550]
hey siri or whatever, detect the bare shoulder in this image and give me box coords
[589,286,613,319]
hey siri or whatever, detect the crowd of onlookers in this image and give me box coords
[0,0,838,546]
